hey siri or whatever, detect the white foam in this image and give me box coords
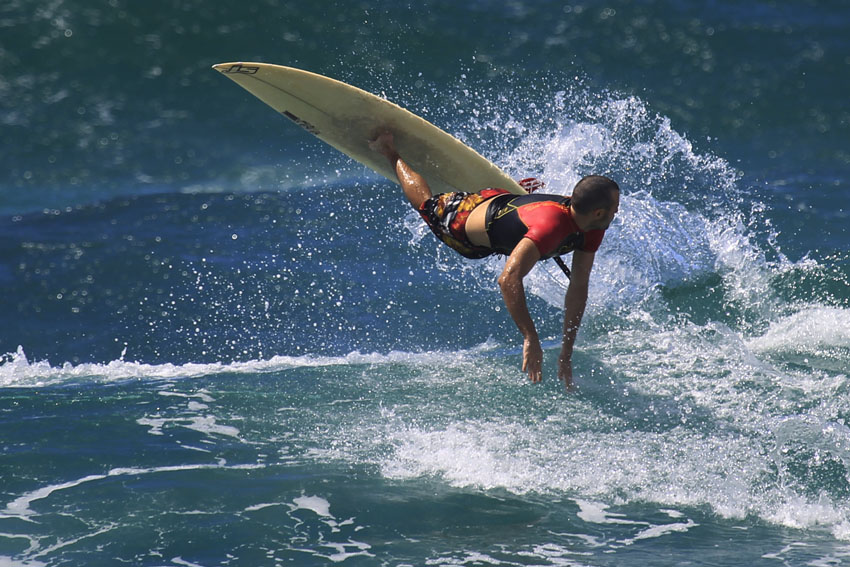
[748,307,850,358]
[374,398,850,538]
[169,558,206,567]
[291,495,332,518]
[575,501,647,526]
[0,555,47,567]
[618,520,698,545]
[384,421,747,507]
[2,473,109,519]
[30,524,118,561]
[183,415,241,439]
[283,495,374,562]
[1,463,264,520]
[159,390,216,403]
[0,342,498,388]
[244,502,283,512]
[136,390,243,441]
[321,540,374,563]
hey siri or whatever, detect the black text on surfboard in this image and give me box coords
[282,111,320,136]
[217,64,259,75]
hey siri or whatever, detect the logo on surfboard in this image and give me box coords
[282,111,320,136]
[217,64,259,75]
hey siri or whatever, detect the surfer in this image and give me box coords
[370,132,619,388]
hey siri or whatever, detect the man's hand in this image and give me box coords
[498,238,543,381]
[368,131,398,160]
[558,354,574,390]
[558,250,594,391]
[522,334,543,383]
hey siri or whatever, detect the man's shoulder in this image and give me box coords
[523,198,574,224]
[582,229,606,252]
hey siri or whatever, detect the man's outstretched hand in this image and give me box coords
[522,334,543,383]
[558,355,575,390]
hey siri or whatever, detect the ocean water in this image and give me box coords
[2,1,850,565]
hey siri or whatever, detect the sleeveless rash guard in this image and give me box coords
[484,193,606,258]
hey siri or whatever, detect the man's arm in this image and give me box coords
[558,249,595,388]
[498,237,543,382]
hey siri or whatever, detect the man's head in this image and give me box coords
[571,175,620,230]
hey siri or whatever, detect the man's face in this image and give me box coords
[594,191,620,230]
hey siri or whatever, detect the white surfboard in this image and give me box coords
[212,62,526,196]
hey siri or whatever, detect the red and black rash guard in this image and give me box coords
[484,193,606,258]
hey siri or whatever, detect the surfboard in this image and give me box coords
[212,62,526,196]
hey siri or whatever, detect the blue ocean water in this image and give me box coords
[2,1,850,565]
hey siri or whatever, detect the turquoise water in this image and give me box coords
[2,1,850,565]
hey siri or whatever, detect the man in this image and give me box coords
[369,132,619,388]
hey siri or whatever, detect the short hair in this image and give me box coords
[570,175,620,214]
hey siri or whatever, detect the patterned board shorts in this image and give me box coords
[417,188,510,259]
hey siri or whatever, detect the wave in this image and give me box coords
[317,84,850,538]
[3,63,849,546]
[0,342,500,388]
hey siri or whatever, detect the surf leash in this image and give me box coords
[553,256,571,280]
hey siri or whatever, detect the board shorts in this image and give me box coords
[418,188,511,259]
